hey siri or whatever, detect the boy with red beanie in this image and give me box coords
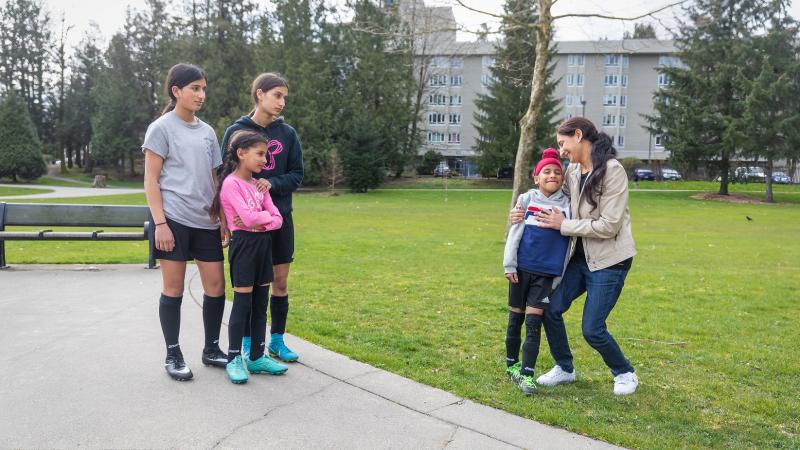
[502,148,571,395]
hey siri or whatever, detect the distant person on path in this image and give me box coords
[221,73,304,363]
[511,117,639,395]
[210,130,287,384]
[503,148,571,395]
[142,64,229,381]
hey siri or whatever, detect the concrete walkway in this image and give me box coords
[0,265,622,449]
[0,183,144,200]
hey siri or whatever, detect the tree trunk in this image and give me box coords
[764,159,774,203]
[718,157,729,195]
[510,0,552,216]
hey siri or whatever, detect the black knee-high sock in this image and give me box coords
[159,294,182,353]
[521,314,544,376]
[202,294,225,350]
[243,309,252,338]
[228,292,252,362]
[505,311,525,366]
[250,285,270,360]
[270,295,289,334]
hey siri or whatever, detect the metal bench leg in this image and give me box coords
[0,203,7,269]
[145,219,158,270]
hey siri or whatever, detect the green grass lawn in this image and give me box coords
[0,186,53,197]
[3,189,799,449]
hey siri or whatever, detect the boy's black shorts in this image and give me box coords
[269,212,294,265]
[154,218,224,262]
[228,231,273,288]
[508,269,554,310]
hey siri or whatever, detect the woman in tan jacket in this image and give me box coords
[511,117,638,395]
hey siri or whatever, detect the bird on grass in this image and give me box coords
[746,216,753,221]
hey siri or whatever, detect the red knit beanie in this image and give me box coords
[533,148,563,177]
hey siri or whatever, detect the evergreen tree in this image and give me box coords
[736,7,800,202]
[647,0,774,195]
[474,0,558,178]
[0,91,46,182]
[91,33,149,177]
[624,23,657,39]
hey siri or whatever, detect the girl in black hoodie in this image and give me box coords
[221,73,303,363]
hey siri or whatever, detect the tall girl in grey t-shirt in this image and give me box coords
[142,64,229,381]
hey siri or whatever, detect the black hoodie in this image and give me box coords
[220,116,304,215]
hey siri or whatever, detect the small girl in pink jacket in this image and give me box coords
[209,130,288,384]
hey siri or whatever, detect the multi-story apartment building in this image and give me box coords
[398,1,677,174]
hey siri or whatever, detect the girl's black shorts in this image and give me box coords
[508,269,554,310]
[228,231,273,288]
[269,212,294,265]
[154,218,224,262]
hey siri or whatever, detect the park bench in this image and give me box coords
[0,202,156,269]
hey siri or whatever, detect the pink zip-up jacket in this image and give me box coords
[220,174,283,232]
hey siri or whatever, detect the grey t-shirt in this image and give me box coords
[141,111,222,230]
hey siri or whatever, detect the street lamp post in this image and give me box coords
[581,100,586,118]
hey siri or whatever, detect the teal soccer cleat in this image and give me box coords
[246,355,288,375]
[268,333,299,362]
[226,355,248,384]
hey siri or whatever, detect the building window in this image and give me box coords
[604,74,619,86]
[482,56,496,67]
[428,113,445,125]
[448,132,461,144]
[431,56,449,68]
[450,75,463,86]
[603,95,617,106]
[620,95,627,107]
[429,94,447,105]
[658,73,673,86]
[429,74,447,87]
[567,74,574,86]
[428,131,445,143]
[450,57,464,68]
[621,75,628,87]
[618,135,625,147]
[659,55,681,67]
[654,135,664,147]
[622,55,629,67]
[576,73,584,86]
[449,95,462,106]
[566,95,573,106]
[481,74,496,86]
[568,54,585,66]
[602,114,616,126]
[604,54,620,66]
[619,114,626,127]
[449,114,461,124]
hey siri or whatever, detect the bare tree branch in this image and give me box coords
[552,1,689,21]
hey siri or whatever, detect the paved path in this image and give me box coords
[0,264,622,449]
[0,183,144,200]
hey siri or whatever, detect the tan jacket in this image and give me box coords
[560,158,636,271]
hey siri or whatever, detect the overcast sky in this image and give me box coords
[41,0,800,54]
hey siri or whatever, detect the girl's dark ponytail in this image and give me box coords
[556,117,618,211]
[208,130,270,221]
[162,63,207,115]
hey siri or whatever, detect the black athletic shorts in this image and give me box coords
[229,231,273,287]
[269,212,294,265]
[508,269,554,310]
[154,218,224,262]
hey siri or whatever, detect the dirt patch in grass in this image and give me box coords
[692,192,782,205]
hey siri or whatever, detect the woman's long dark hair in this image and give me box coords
[209,130,269,221]
[556,117,617,212]
[162,63,207,115]
[249,72,289,116]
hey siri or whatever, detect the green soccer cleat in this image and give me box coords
[506,362,522,384]
[225,355,248,384]
[246,355,288,375]
[519,374,537,395]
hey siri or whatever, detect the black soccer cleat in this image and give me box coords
[165,350,193,381]
[201,346,229,368]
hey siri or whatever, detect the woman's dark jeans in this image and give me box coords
[543,257,635,376]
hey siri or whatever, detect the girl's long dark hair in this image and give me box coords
[162,63,207,115]
[556,117,617,212]
[209,130,269,221]
[249,72,288,116]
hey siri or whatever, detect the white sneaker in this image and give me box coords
[536,365,576,387]
[613,372,639,395]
